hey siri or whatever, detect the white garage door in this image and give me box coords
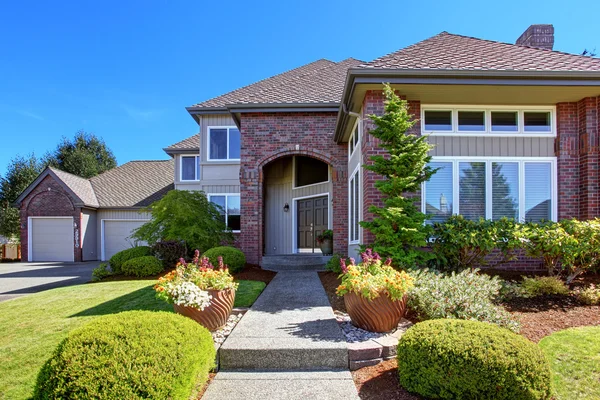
[30,217,74,262]
[102,220,148,260]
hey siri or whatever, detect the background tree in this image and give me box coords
[0,154,43,240]
[131,190,233,255]
[360,84,436,266]
[44,130,117,178]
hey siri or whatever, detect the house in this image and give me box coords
[16,25,600,270]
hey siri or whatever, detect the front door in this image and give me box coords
[297,196,328,253]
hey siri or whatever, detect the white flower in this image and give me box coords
[167,281,212,310]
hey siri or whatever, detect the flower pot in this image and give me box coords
[319,238,333,255]
[344,292,407,333]
[173,288,236,331]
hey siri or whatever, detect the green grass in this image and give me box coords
[0,279,265,399]
[539,326,600,400]
[235,280,266,307]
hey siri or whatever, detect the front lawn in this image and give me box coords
[0,279,263,399]
[539,326,600,400]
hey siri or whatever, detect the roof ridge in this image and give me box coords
[48,166,89,181]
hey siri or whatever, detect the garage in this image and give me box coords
[29,217,74,262]
[101,220,149,261]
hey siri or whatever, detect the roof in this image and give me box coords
[360,32,600,71]
[90,160,174,208]
[191,58,364,108]
[164,134,199,152]
[49,167,99,207]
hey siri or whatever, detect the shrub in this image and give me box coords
[202,246,246,274]
[397,319,552,400]
[408,269,519,331]
[152,240,187,268]
[91,262,112,282]
[108,246,152,274]
[131,190,233,254]
[325,254,350,274]
[33,311,215,400]
[521,276,569,297]
[574,284,600,305]
[121,256,164,277]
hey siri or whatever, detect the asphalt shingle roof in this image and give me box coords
[361,32,600,71]
[49,167,99,207]
[90,160,174,208]
[164,134,200,151]
[192,58,364,108]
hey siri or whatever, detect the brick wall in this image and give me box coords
[238,112,348,264]
[20,175,81,262]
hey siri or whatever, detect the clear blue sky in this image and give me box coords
[1,0,597,176]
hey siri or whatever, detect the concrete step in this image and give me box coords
[261,255,331,271]
[202,370,360,400]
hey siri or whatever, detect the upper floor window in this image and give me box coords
[422,106,555,136]
[348,121,360,157]
[180,155,200,181]
[208,127,240,161]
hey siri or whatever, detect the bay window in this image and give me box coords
[423,158,556,223]
[208,194,241,232]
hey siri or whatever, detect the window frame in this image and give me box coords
[422,156,557,222]
[179,155,200,182]
[348,165,361,244]
[292,155,331,189]
[207,193,241,233]
[207,126,241,162]
[421,105,556,137]
[348,119,361,159]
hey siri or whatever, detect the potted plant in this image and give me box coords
[316,229,334,255]
[336,249,414,332]
[154,250,239,331]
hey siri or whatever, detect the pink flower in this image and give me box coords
[218,256,225,270]
[193,249,200,264]
[384,257,392,266]
[340,258,348,274]
[179,258,187,266]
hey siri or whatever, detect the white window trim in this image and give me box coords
[28,216,75,262]
[421,105,556,137]
[100,218,151,261]
[422,156,557,222]
[208,193,241,233]
[292,155,331,189]
[348,164,361,244]
[291,192,331,254]
[207,126,241,162]
[180,155,200,182]
[348,119,361,159]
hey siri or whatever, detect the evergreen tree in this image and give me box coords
[360,84,436,266]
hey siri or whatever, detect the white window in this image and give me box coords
[423,158,556,223]
[349,167,361,243]
[422,106,555,137]
[348,120,360,157]
[208,194,241,232]
[180,156,200,181]
[208,127,241,161]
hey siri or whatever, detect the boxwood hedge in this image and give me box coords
[203,246,246,273]
[121,255,164,277]
[108,246,152,274]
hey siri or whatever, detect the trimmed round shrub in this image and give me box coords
[202,246,246,273]
[33,311,215,400]
[121,256,164,277]
[109,246,152,274]
[397,319,552,400]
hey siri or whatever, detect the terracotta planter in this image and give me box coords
[173,288,236,331]
[344,292,407,333]
[319,238,333,255]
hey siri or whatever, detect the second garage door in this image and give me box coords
[102,220,148,261]
[30,217,74,262]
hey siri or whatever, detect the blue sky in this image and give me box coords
[1,0,598,176]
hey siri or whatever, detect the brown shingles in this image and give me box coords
[164,134,200,151]
[49,167,99,207]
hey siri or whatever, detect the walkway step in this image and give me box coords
[202,371,360,400]
[261,255,331,271]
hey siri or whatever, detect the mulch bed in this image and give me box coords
[233,264,277,284]
[352,359,421,400]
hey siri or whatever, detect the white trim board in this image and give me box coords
[291,192,331,254]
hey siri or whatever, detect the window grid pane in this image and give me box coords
[458,111,485,131]
[210,129,228,159]
[354,173,359,241]
[425,162,453,224]
[181,156,197,180]
[491,112,518,132]
[492,162,519,220]
[424,111,452,131]
[525,163,552,222]
[524,112,551,132]
[228,128,241,159]
[459,162,486,221]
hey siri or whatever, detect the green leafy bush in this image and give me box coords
[430,216,521,271]
[202,246,246,274]
[91,262,112,282]
[152,240,187,268]
[574,284,600,305]
[325,254,350,274]
[397,319,552,400]
[108,246,152,274]
[408,269,519,331]
[33,311,215,400]
[521,276,569,297]
[121,256,164,277]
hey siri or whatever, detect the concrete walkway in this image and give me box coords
[203,271,359,400]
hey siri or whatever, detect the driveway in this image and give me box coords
[0,261,100,302]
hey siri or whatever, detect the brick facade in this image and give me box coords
[238,112,348,264]
[20,175,82,262]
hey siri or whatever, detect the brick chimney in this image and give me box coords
[516,24,554,50]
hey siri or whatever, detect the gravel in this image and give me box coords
[334,310,413,343]
[212,313,244,346]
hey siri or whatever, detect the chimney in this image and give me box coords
[516,24,554,50]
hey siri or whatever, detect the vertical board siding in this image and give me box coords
[428,136,555,157]
[81,209,97,261]
[203,185,240,194]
